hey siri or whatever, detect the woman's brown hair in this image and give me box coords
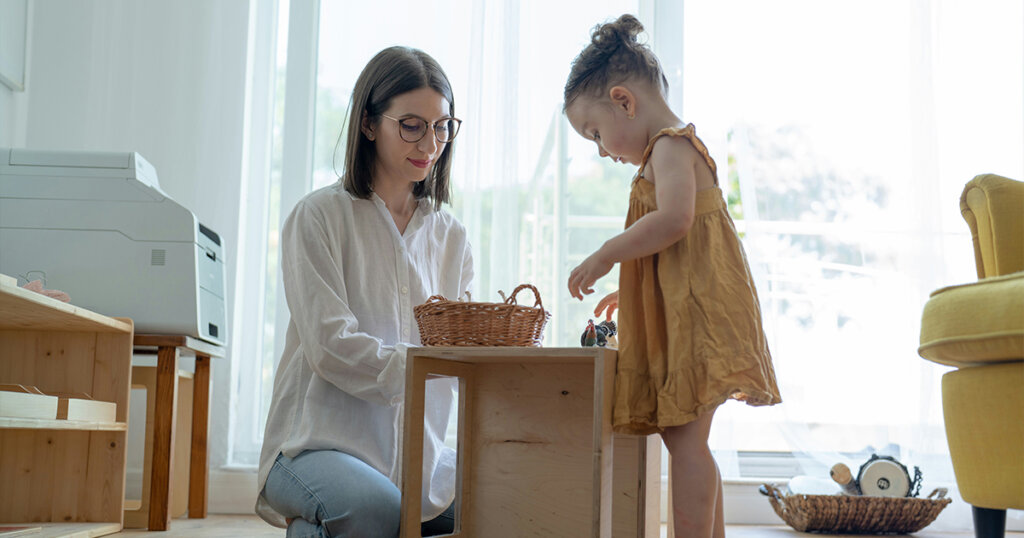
[563,14,668,109]
[340,47,455,210]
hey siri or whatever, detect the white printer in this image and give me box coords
[0,148,227,345]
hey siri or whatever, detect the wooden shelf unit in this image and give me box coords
[0,274,134,537]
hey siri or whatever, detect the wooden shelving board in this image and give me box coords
[0,276,131,333]
[0,417,127,431]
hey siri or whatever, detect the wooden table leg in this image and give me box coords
[399,358,428,536]
[189,354,211,518]
[149,345,179,531]
[400,358,475,537]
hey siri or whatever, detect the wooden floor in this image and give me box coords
[106,514,1013,537]
[112,515,280,537]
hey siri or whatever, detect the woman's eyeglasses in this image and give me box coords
[380,114,462,144]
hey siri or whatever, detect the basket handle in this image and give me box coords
[758,483,785,501]
[910,466,923,497]
[758,483,789,518]
[424,295,448,304]
[505,284,544,309]
[925,487,948,500]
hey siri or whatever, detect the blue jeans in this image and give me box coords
[263,450,455,538]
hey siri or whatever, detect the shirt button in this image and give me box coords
[403,329,410,338]
[401,286,409,294]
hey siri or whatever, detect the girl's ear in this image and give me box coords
[361,111,376,141]
[608,86,636,119]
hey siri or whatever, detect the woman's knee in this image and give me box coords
[285,491,400,538]
[267,450,402,538]
[318,488,400,538]
[305,451,400,537]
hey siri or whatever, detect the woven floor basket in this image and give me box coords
[762,484,951,534]
[414,284,551,346]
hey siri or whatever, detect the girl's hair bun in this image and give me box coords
[564,14,667,108]
[590,14,644,55]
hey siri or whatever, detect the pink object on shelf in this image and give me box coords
[21,279,71,303]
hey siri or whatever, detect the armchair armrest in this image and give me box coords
[960,174,1024,278]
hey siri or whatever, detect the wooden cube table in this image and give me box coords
[400,347,660,538]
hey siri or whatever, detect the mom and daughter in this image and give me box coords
[256,14,781,538]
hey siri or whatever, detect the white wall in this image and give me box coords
[0,0,30,148]
[22,0,251,480]
[0,75,26,146]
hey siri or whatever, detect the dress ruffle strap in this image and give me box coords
[637,124,719,186]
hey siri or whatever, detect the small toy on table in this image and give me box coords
[580,319,617,347]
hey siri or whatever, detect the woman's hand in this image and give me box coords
[594,290,619,321]
[568,251,614,300]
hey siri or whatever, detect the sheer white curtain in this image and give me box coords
[456,0,642,338]
[682,0,1023,529]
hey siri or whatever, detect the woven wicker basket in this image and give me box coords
[414,284,551,347]
[761,484,951,534]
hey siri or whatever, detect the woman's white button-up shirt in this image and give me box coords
[256,181,473,526]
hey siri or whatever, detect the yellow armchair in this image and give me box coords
[918,174,1024,538]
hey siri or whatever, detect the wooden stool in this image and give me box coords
[124,335,223,531]
[124,366,193,527]
[400,347,660,537]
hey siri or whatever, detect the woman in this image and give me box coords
[256,46,472,538]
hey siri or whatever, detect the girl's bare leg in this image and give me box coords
[661,410,722,538]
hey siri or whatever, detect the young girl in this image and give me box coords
[256,47,472,538]
[563,15,782,537]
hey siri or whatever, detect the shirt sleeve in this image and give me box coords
[281,200,407,406]
[461,238,474,300]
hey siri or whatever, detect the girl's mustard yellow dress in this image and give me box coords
[614,125,782,435]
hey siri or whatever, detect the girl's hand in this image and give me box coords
[568,251,613,300]
[594,290,619,321]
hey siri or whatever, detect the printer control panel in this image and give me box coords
[197,222,226,345]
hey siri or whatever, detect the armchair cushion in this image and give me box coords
[919,271,1024,368]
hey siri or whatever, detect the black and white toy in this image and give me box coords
[580,319,617,347]
[830,454,922,497]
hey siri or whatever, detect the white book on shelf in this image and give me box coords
[55,394,117,423]
[0,385,58,420]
